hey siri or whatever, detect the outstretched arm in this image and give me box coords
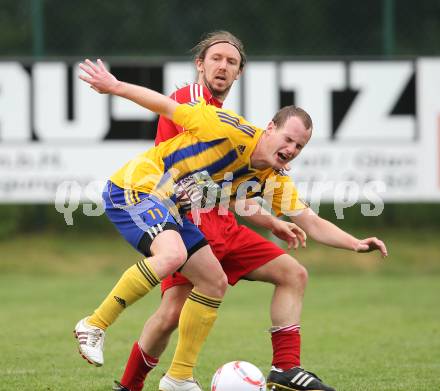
[79,59,178,119]
[231,198,307,250]
[291,208,388,257]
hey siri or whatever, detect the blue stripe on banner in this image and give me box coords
[177,149,239,182]
[163,138,227,171]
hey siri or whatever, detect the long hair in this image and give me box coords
[191,30,247,70]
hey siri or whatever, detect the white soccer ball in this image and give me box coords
[211,361,266,391]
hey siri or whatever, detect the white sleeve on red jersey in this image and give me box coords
[155,84,203,145]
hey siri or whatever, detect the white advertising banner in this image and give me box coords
[0,59,439,203]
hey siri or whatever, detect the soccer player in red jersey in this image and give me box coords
[112,31,330,391]
[77,33,387,391]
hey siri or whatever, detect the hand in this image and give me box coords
[174,176,199,213]
[271,219,307,250]
[355,237,388,257]
[174,171,220,213]
[175,190,193,213]
[78,59,120,94]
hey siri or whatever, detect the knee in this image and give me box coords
[160,250,188,273]
[215,272,228,296]
[293,262,308,288]
[278,257,309,290]
[203,270,228,298]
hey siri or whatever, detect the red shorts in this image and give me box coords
[161,207,285,293]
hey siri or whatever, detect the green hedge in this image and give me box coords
[0,203,439,240]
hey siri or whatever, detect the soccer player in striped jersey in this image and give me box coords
[76,50,387,391]
[114,32,326,391]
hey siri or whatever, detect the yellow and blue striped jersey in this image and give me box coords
[110,98,305,216]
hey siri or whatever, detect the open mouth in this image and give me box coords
[215,75,227,81]
[277,152,289,161]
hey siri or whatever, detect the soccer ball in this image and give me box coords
[211,361,266,391]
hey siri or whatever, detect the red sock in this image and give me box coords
[120,341,158,391]
[271,324,301,370]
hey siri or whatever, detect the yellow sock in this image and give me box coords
[87,259,160,330]
[167,290,222,380]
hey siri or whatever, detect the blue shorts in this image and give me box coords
[102,181,207,257]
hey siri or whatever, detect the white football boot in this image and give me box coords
[158,374,203,391]
[73,317,105,366]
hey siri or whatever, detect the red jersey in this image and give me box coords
[155,83,222,145]
[156,85,285,292]
[155,82,239,228]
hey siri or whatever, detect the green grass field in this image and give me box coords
[1,228,439,391]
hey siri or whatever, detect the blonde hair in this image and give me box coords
[272,106,313,132]
[191,30,247,70]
